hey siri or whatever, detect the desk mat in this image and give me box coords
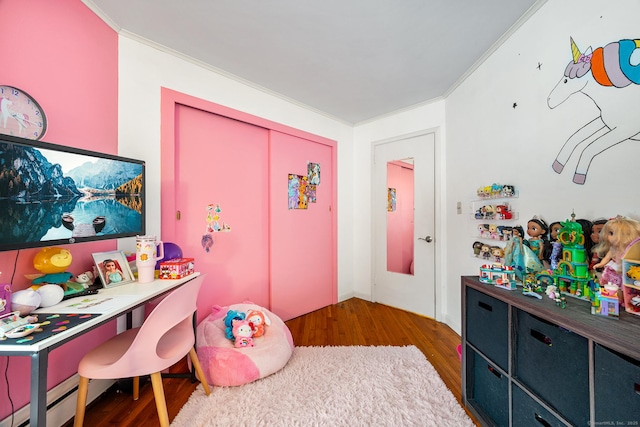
[0,313,101,346]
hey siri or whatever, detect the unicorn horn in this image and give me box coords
[570,37,581,63]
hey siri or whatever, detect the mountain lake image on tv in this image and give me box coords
[0,134,145,251]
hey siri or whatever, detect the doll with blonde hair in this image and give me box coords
[593,216,640,285]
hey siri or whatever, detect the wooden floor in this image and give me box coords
[63,298,478,426]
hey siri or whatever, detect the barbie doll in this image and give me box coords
[593,216,640,286]
[527,217,549,263]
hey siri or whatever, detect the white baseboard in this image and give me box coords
[0,375,114,427]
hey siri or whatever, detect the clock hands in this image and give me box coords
[1,98,40,135]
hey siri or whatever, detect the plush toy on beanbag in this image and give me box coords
[196,302,293,386]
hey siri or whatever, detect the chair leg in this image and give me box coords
[189,348,211,395]
[133,376,140,400]
[150,372,170,427]
[74,376,90,427]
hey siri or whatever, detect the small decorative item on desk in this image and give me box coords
[136,236,164,284]
[479,263,516,290]
[159,258,195,280]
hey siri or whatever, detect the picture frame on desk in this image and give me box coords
[92,250,134,288]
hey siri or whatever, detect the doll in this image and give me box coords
[593,216,640,286]
[504,224,543,280]
[589,218,608,271]
[526,217,549,263]
[512,225,527,244]
[575,219,593,255]
[547,221,563,270]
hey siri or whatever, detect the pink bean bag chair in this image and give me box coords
[196,302,294,386]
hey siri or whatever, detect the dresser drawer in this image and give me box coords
[514,309,589,427]
[466,347,509,426]
[594,344,640,424]
[465,287,509,370]
[512,383,568,427]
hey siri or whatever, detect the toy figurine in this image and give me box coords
[527,216,549,264]
[245,309,271,338]
[548,221,563,269]
[500,226,513,241]
[490,246,504,262]
[480,243,492,260]
[593,216,640,286]
[232,319,255,348]
[472,241,483,256]
[495,205,513,220]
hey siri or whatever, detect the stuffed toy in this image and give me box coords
[246,309,271,338]
[223,309,246,340]
[627,265,640,284]
[11,284,64,315]
[231,319,255,348]
[75,271,95,289]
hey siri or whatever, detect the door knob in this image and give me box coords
[418,236,433,242]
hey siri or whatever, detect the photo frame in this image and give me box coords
[92,250,134,288]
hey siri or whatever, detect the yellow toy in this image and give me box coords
[33,247,72,274]
[627,265,640,282]
[30,247,74,285]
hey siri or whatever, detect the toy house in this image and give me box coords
[622,237,640,316]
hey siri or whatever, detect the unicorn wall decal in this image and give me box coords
[547,37,640,184]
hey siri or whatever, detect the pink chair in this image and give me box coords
[74,275,211,427]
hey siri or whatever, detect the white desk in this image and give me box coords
[0,273,200,427]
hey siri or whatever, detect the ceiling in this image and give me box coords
[84,0,543,124]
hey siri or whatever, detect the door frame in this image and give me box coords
[370,127,444,321]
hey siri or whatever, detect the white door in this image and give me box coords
[373,131,436,318]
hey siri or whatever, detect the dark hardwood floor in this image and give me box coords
[63,298,478,426]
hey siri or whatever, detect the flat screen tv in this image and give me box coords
[0,133,145,251]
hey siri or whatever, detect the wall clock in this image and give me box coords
[0,85,47,140]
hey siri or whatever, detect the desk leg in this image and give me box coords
[31,349,49,427]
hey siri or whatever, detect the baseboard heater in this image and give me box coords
[0,375,114,427]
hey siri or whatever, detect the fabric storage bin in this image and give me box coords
[514,309,589,427]
[465,287,509,370]
[512,383,567,427]
[466,347,509,427]
[594,344,640,424]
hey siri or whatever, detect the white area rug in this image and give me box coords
[172,345,474,426]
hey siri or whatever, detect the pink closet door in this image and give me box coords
[173,105,270,314]
[269,130,336,320]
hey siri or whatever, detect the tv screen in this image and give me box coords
[0,134,145,251]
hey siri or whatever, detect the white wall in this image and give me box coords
[116,35,356,302]
[352,102,447,316]
[116,0,640,337]
[444,0,640,333]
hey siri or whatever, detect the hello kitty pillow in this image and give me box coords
[196,302,294,386]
